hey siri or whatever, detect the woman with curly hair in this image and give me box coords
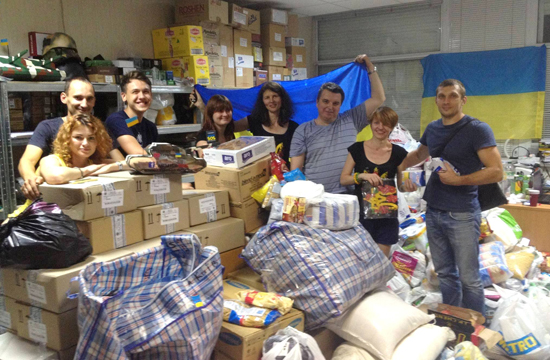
[39,113,130,184]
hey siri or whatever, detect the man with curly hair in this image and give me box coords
[17,77,123,200]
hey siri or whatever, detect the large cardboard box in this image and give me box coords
[182,218,245,253]
[235,54,254,88]
[12,301,78,351]
[291,67,308,80]
[286,13,299,37]
[161,57,185,79]
[266,65,285,82]
[230,197,268,233]
[227,267,264,291]
[200,20,221,46]
[263,47,286,67]
[220,24,235,87]
[220,246,245,278]
[195,156,271,202]
[152,25,204,59]
[99,172,183,208]
[260,8,288,26]
[175,0,229,25]
[139,199,190,239]
[229,4,248,29]
[261,24,286,48]
[285,37,305,47]
[203,136,274,169]
[209,65,224,88]
[205,44,223,67]
[39,178,136,221]
[182,190,230,226]
[254,69,268,86]
[183,55,210,85]
[0,296,17,331]
[76,210,144,255]
[245,8,261,34]
[233,29,252,56]
[222,56,235,87]
[286,46,306,68]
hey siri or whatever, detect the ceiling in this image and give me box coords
[233,0,425,17]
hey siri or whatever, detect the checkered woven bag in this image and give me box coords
[75,234,224,360]
[241,222,395,330]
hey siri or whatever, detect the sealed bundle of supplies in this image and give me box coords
[304,193,360,231]
[241,222,395,330]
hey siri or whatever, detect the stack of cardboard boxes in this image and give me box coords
[8,94,24,131]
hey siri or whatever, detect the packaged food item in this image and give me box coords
[262,176,281,208]
[391,246,426,287]
[362,179,398,219]
[223,299,281,327]
[268,198,284,224]
[252,176,277,204]
[478,242,513,287]
[505,250,535,280]
[428,157,460,174]
[237,290,293,315]
[402,170,426,187]
[282,196,306,223]
[270,152,286,181]
[127,142,206,174]
[283,168,306,182]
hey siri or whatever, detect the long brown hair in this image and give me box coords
[53,113,112,166]
[200,95,235,142]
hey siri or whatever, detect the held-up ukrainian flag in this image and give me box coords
[125,116,139,128]
[420,46,546,140]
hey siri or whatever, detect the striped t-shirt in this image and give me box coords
[290,104,368,194]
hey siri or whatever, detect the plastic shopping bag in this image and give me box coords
[262,327,325,360]
[479,242,513,287]
[362,179,398,219]
[75,234,224,360]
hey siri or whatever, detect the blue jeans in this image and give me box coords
[425,207,485,317]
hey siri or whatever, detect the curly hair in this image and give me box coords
[250,82,294,127]
[53,113,112,167]
[200,95,235,142]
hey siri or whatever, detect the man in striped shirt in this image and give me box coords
[289,54,386,194]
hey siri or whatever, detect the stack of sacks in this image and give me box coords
[303,193,359,231]
[328,288,455,360]
[241,221,394,330]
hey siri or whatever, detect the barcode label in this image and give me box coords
[191,49,203,55]
[197,78,209,84]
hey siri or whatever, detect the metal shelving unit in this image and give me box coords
[0,81,199,216]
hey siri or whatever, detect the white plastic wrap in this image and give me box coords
[268,198,284,224]
[304,193,359,230]
[280,181,324,201]
[386,272,411,301]
[262,327,325,360]
[479,242,513,287]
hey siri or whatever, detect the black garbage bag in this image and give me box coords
[0,200,92,269]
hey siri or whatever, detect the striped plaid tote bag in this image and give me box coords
[75,234,224,360]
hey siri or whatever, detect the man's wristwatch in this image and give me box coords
[368,66,377,75]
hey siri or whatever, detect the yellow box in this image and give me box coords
[152,25,204,59]
[162,58,186,79]
[184,55,210,85]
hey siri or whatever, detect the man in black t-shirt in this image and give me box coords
[105,71,158,157]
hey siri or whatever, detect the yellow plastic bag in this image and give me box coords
[505,250,535,280]
[251,176,277,204]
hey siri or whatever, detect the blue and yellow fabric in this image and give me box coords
[420,46,546,140]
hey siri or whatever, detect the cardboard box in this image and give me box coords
[209,64,224,87]
[28,32,51,57]
[227,267,264,291]
[285,37,305,47]
[183,55,210,85]
[283,67,291,81]
[200,20,221,46]
[286,14,299,37]
[260,9,288,25]
[203,136,274,169]
[182,190,230,226]
[39,178,136,221]
[13,301,78,351]
[152,26,204,59]
[222,56,235,87]
[291,67,307,80]
[245,8,261,34]
[220,24,235,87]
[266,65,285,81]
[230,197,268,233]
[182,217,245,253]
[139,199,190,239]
[220,24,234,55]
[220,247,245,278]
[261,24,286,48]
[175,0,229,25]
[252,45,263,62]
[233,29,252,56]
[263,47,286,67]
[195,155,271,202]
[426,303,502,349]
[0,296,17,331]
[8,95,22,110]
[286,46,306,68]
[76,210,144,255]
[99,172,183,208]
[216,300,304,359]
[161,57,185,79]
[205,44,223,67]
[254,69,268,86]
[222,278,260,299]
[236,66,254,88]
[87,74,117,84]
[230,4,248,29]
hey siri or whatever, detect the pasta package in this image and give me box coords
[223,300,281,327]
[505,250,535,280]
[282,196,306,223]
[237,290,294,315]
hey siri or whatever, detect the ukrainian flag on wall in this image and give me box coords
[420,46,546,140]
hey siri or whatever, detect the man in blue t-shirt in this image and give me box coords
[18,77,124,200]
[399,79,503,316]
[289,54,386,194]
[105,71,158,157]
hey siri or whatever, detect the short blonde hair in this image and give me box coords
[370,106,398,129]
